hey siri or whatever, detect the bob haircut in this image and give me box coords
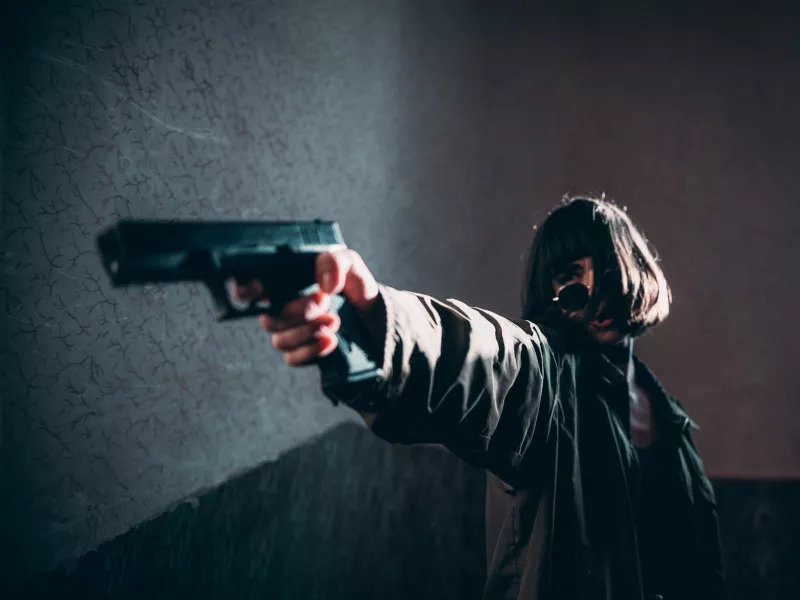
[522,195,671,338]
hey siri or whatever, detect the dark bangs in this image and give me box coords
[529,199,616,278]
[521,196,671,337]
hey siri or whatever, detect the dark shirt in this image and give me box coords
[637,437,681,597]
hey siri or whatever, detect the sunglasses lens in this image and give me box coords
[558,284,589,312]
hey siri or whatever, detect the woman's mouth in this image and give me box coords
[590,317,615,329]
[589,301,614,329]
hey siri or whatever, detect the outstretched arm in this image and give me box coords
[351,285,562,488]
[237,250,564,489]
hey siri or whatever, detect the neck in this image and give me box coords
[603,336,634,370]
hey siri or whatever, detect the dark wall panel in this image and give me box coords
[11,424,488,600]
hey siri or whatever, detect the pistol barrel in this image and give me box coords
[96,219,345,286]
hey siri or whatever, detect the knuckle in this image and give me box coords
[271,333,284,351]
[333,249,350,270]
[346,248,362,264]
[286,344,314,366]
[286,297,309,320]
[300,296,318,318]
[304,296,328,320]
[327,313,341,332]
[317,292,331,311]
[318,335,338,357]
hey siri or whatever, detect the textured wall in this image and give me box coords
[1,0,417,583]
[3,0,800,592]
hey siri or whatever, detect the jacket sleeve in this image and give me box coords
[324,284,564,488]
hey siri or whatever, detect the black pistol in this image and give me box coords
[95,219,383,396]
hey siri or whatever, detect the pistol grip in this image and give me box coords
[319,296,384,404]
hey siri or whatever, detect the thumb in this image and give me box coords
[316,249,379,310]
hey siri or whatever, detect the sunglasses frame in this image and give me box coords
[552,282,591,313]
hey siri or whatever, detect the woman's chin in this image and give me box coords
[588,327,624,345]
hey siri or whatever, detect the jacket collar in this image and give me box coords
[632,353,700,435]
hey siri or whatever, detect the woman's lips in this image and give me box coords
[590,317,615,329]
[590,300,614,329]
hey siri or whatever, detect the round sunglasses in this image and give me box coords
[552,282,590,313]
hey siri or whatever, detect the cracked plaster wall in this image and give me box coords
[0,0,439,583]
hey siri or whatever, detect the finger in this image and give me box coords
[284,330,339,366]
[231,279,264,303]
[268,292,332,330]
[257,293,331,332]
[316,249,378,309]
[316,250,348,295]
[259,313,292,333]
[271,313,339,352]
[342,250,379,310]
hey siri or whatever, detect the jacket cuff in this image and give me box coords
[321,284,400,412]
[376,283,400,389]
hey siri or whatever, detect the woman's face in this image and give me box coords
[551,256,624,345]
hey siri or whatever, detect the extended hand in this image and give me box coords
[233,249,379,366]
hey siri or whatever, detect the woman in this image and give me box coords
[237,196,727,600]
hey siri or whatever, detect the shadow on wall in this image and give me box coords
[10,422,488,600]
